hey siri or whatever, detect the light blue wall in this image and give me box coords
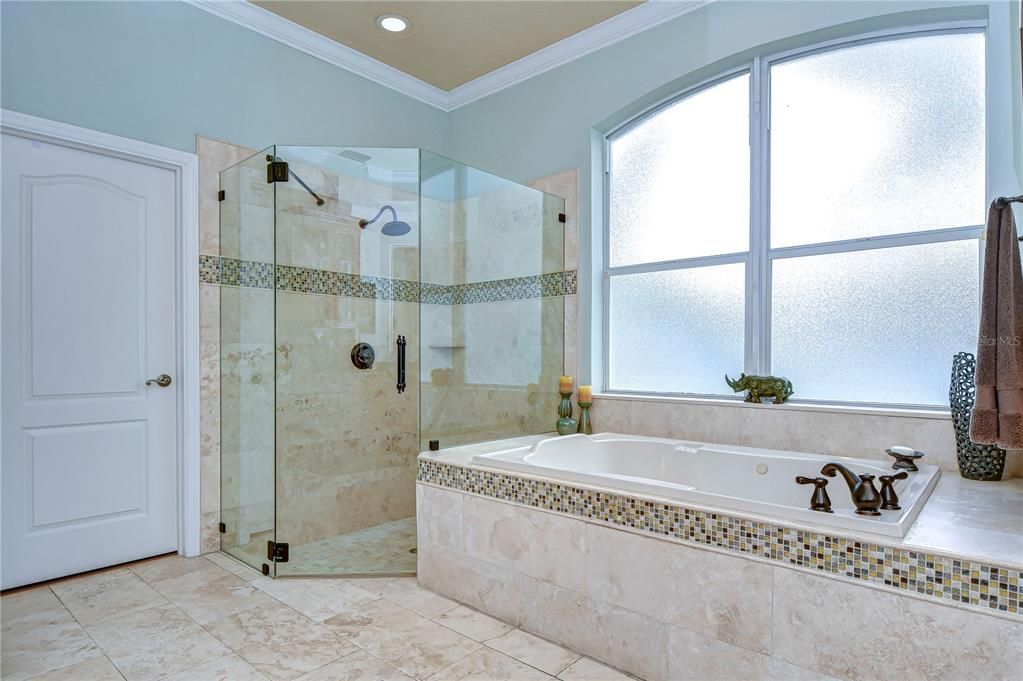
[3,0,1019,387]
[0,1,450,154]
[446,0,1021,384]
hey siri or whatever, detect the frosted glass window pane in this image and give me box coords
[772,240,979,405]
[609,265,745,394]
[771,33,985,247]
[609,74,750,266]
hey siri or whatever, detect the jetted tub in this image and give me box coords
[471,433,941,537]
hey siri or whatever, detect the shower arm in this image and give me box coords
[359,205,398,229]
[266,155,325,206]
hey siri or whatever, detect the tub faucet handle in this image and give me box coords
[795,476,833,513]
[878,471,908,511]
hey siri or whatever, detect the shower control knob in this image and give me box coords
[351,343,375,370]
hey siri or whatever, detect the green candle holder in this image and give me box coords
[556,391,577,435]
[577,401,592,435]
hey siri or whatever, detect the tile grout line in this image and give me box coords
[37,584,129,681]
[425,605,579,679]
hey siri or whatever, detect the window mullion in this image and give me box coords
[748,56,771,376]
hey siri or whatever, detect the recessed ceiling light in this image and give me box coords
[376,14,409,33]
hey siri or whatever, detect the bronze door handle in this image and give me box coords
[145,374,172,387]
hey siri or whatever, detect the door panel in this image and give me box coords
[27,176,145,397]
[2,132,179,588]
[27,421,147,527]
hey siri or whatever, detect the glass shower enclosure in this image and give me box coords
[219,146,565,577]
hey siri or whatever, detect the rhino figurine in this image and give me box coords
[725,373,793,404]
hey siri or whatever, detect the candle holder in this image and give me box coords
[556,391,577,435]
[576,401,592,435]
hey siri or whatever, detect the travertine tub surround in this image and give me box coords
[590,393,1023,477]
[416,451,1023,681]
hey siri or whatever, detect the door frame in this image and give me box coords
[1,109,202,557]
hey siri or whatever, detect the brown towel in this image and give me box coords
[971,201,1023,448]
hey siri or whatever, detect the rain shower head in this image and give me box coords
[359,205,411,237]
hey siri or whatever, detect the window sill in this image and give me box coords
[593,392,951,420]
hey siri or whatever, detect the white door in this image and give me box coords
[2,132,179,589]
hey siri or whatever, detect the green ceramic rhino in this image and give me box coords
[725,373,793,404]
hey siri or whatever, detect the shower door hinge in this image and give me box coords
[267,540,289,563]
[558,213,566,223]
[266,160,289,184]
[218,522,226,534]
[217,189,225,202]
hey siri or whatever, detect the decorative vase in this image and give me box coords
[577,401,592,435]
[556,391,577,435]
[949,352,1006,481]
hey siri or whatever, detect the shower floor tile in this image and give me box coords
[283,516,419,576]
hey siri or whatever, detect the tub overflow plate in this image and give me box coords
[755,463,769,475]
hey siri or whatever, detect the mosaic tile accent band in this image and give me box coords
[199,254,576,304]
[417,459,1022,619]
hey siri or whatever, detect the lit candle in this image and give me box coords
[559,375,573,393]
[579,385,592,402]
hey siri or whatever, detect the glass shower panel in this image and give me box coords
[420,151,565,449]
[272,146,421,577]
[220,147,277,575]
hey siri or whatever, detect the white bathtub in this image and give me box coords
[471,433,941,537]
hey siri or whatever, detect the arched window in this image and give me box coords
[604,28,986,406]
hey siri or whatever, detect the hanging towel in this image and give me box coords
[971,201,1023,449]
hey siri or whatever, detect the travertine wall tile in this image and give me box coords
[584,523,772,653]
[668,627,836,681]
[198,135,257,554]
[591,396,965,471]
[416,484,464,553]
[416,544,521,626]
[772,567,1023,680]
[462,496,585,592]
[516,573,669,681]
[197,135,257,255]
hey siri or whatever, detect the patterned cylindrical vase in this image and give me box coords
[949,352,1006,481]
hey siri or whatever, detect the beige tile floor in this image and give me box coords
[0,553,635,681]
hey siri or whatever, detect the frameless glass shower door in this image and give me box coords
[272,146,420,577]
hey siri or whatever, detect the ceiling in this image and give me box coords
[252,1,643,91]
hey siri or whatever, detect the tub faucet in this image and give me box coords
[820,463,882,516]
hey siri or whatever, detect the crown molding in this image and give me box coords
[183,0,451,109]
[444,1,711,109]
[184,0,712,112]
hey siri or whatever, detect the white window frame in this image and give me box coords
[601,21,996,409]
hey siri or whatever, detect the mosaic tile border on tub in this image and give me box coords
[417,459,1022,618]
[200,255,576,304]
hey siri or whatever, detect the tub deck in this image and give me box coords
[420,432,1023,571]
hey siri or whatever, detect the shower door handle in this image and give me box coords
[396,335,406,394]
